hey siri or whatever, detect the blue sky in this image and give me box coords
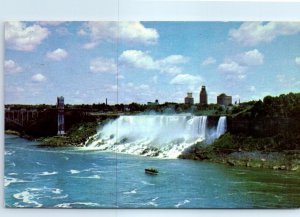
[4,21,300,105]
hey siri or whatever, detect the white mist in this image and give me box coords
[86,114,226,159]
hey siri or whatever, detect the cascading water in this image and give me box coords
[86,114,227,159]
[205,116,227,144]
[216,116,227,138]
[86,115,207,158]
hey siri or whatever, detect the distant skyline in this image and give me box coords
[4,21,300,104]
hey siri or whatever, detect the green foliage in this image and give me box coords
[211,133,239,153]
[41,122,98,147]
[259,92,300,118]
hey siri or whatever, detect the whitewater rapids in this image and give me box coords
[86,115,226,159]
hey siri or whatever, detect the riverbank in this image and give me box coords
[5,129,37,140]
[5,119,99,148]
[38,121,98,147]
[179,133,300,172]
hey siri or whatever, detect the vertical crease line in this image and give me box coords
[115,0,120,209]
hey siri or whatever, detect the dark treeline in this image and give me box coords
[5,102,229,116]
[221,92,300,152]
[7,92,299,116]
[230,92,300,118]
[5,92,300,143]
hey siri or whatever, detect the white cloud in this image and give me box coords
[119,21,158,44]
[202,57,216,66]
[119,82,154,103]
[295,57,300,65]
[157,55,189,65]
[5,21,49,51]
[5,85,25,103]
[276,74,286,83]
[248,85,256,92]
[157,55,189,74]
[32,73,47,82]
[38,21,65,26]
[218,61,247,80]
[46,48,68,61]
[6,85,24,93]
[121,82,150,93]
[78,21,159,48]
[135,84,150,91]
[170,73,203,85]
[4,60,23,74]
[160,66,182,75]
[116,74,125,80]
[217,49,263,81]
[105,84,118,93]
[229,22,300,46]
[238,49,264,66]
[90,57,117,73]
[82,42,99,49]
[119,50,156,70]
[151,75,158,84]
[276,73,300,88]
[119,50,188,75]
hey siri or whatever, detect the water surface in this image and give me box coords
[5,134,300,208]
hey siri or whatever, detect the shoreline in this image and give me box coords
[179,151,300,172]
[178,137,300,172]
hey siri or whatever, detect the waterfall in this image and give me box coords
[86,115,207,159]
[85,115,227,159]
[216,116,227,138]
[199,116,227,145]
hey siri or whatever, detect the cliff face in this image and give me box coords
[206,116,219,129]
[227,116,295,137]
[201,115,291,138]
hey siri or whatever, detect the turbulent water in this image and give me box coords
[87,115,225,158]
[5,134,300,208]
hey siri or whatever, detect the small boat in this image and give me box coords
[145,168,159,175]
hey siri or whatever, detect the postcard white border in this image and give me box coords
[1,0,300,216]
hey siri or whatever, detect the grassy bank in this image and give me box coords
[5,130,21,137]
[179,133,300,172]
[38,121,98,147]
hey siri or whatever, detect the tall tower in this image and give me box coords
[200,86,208,105]
[57,96,65,135]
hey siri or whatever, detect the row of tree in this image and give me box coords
[6,92,300,117]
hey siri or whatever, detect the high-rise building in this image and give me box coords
[184,92,194,105]
[200,86,207,105]
[217,93,232,107]
[57,96,65,135]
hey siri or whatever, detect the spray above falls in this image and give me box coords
[86,115,227,159]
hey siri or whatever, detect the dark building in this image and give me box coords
[57,96,65,135]
[199,85,208,105]
[217,93,232,107]
[147,99,159,106]
[184,92,194,105]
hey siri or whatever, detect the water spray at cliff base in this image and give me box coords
[85,115,227,159]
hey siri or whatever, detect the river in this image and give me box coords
[4,134,300,208]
